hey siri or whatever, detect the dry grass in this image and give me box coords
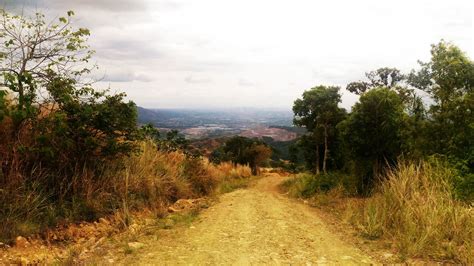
[205,161,253,193]
[0,139,252,243]
[281,161,473,263]
[344,162,474,263]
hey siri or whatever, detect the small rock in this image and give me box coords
[128,242,145,249]
[15,236,29,248]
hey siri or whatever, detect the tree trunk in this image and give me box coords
[315,145,320,174]
[322,125,329,173]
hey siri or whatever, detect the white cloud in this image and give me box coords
[1,0,472,109]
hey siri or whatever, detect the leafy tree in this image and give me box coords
[33,73,138,173]
[293,86,346,173]
[211,136,272,175]
[0,10,94,131]
[139,123,161,142]
[161,130,190,152]
[0,10,138,199]
[138,125,195,155]
[346,67,405,95]
[409,41,474,199]
[339,87,405,193]
[346,67,421,113]
[409,41,474,161]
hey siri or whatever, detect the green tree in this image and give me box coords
[339,87,405,193]
[34,72,138,173]
[0,10,94,131]
[346,67,405,95]
[293,85,346,173]
[0,10,138,198]
[409,41,474,162]
[211,136,272,175]
[409,41,474,199]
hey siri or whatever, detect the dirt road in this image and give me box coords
[133,174,375,265]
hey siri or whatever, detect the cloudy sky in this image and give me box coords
[2,0,473,110]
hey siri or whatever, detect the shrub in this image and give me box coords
[281,172,352,198]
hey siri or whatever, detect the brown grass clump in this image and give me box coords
[0,139,252,243]
[205,161,253,193]
[348,162,474,263]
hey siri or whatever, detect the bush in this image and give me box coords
[281,172,352,198]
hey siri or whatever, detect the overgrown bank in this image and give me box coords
[0,139,252,243]
[280,161,474,263]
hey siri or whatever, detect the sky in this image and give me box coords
[1,0,473,110]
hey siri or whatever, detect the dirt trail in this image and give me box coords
[133,174,375,265]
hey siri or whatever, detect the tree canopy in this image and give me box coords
[293,86,346,173]
[211,136,272,175]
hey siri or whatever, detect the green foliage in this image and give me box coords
[0,89,7,121]
[293,86,347,173]
[346,67,405,95]
[211,136,272,175]
[339,87,405,193]
[0,10,139,234]
[408,40,474,195]
[281,172,354,199]
[138,125,196,156]
[161,130,190,152]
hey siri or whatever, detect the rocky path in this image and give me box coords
[131,174,375,265]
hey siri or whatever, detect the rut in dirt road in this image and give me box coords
[136,174,375,264]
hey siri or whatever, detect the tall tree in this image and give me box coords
[409,40,474,164]
[339,87,405,193]
[293,86,346,173]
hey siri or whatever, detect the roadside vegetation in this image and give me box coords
[1,7,472,264]
[284,40,474,263]
[210,136,272,175]
[0,10,252,244]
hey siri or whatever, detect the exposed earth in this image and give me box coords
[1,174,378,264]
[116,174,375,264]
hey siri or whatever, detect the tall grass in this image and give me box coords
[344,162,474,263]
[281,162,473,263]
[0,140,252,243]
[209,161,253,193]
